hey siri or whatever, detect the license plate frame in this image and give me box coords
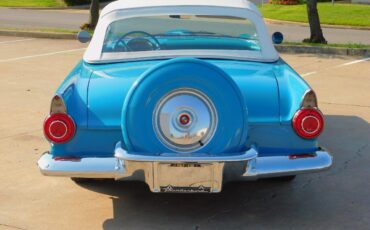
[152,162,224,193]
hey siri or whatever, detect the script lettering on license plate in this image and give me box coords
[160,185,211,193]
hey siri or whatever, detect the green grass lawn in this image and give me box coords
[0,0,65,7]
[0,27,78,34]
[259,3,370,27]
[282,42,370,49]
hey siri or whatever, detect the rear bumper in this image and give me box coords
[37,154,124,179]
[244,150,332,179]
[38,142,332,192]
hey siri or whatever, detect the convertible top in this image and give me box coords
[84,0,279,63]
[100,0,261,18]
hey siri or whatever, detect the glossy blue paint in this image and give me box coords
[87,59,281,128]
[55,61,92,128]
[51,129,121,157]
[274,59,312,124]
[49,57,315,158]
[121,58,247,155]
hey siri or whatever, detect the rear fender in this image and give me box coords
[51,61,94,157]
[274,59,311,124]
[55,61,92,128]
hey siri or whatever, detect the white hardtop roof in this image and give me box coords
[101,0,261,18]
[84,0,279,63]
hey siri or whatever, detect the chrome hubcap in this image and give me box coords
[153,89,217,152]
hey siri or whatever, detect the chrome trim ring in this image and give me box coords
[301,115,320,134]
[153,88,218,152]
[48,120,67,139]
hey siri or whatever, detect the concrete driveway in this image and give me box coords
[0,36,369,230]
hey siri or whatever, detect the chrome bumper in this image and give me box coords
[38,143,332,193]
[37,154,125,179]
[244,149,332,179]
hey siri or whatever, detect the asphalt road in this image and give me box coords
[0,36,369,229]
[0,7,370,44]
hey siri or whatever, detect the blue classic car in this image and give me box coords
[38,0,332,193]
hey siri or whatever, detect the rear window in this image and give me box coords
[102,15,261,53]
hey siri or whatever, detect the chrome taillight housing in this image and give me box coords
[293,90,324,139]
[301,89,318,108]
[43,95,76,144]
[50,95,67,114]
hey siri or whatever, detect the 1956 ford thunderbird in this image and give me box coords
[38,0,333,193]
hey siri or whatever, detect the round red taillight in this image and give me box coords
[43,113,75,143]
[293,108,324,139]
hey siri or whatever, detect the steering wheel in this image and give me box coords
[114,31,161,52]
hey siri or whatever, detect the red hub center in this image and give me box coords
[179,114,190,126]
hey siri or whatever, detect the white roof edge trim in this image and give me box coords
[84,2,279,63]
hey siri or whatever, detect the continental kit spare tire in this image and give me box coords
[121,58,247,154]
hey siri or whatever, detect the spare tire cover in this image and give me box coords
[121,58,247,154]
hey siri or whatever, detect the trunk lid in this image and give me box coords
[86,59,279,128]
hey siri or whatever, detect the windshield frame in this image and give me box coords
[84,5,279,63]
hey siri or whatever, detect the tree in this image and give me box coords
[304,0,327,44]
[81,0,99,30]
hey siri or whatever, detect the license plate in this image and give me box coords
[155,162,223,193]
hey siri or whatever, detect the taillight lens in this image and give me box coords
[293,108,324,139]
[43,113,75,143]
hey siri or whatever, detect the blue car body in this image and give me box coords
[53,58,314,158]
[38,0,332,193]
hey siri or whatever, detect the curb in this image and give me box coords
[0,30,76,40]
[264,18,370,31]
[3,1,113,10]
[4,6,88,10]
[276,45,370,56]
[0,29,368,57]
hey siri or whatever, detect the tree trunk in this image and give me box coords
[88,0,99,29]
[305,0,327,44]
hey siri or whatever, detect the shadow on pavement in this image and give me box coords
[76,115,369,229]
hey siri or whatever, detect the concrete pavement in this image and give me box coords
[0,8,87,31]
[0,36,369,229]
[0,7,369,44]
